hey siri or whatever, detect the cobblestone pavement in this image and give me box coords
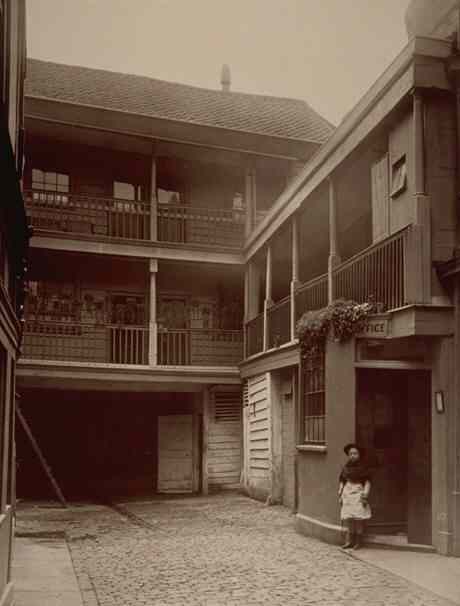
[15,493,457,606]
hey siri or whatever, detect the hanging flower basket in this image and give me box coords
[296,298,379,359]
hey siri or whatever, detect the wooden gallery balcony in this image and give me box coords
[22,322,243,368]
[24,190,245,249]
[23,321,150,365]
[158,329,243,366]
[245,226,413,358]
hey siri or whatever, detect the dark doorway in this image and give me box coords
[356,369,431,545]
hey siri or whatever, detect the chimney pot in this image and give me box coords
[221,64,231,92]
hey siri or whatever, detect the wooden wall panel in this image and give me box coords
[208,389,242,490]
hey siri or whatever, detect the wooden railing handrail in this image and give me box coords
[295,272,328,294]
[332,226,410,275]
[157,202,244,217]
[25,320,148,333]
[267,294,291,312]
[24,189,152,209]
[158,327,243,336]
[245,313,264,327]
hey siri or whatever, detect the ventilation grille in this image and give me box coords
[243,380,249,407]
[214,390,242,423]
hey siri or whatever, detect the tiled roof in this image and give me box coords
[25,59,334,144]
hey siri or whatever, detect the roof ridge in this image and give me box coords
[26,57,328,112]
[25,58,335,143]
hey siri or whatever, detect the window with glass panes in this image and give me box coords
[302,346,325,444]
[31,169,69,204]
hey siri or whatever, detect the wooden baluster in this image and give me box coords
[398,236,403,306]
[388,241,392,309]
[393,238,398,308]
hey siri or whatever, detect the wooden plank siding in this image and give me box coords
[245,373,271,498]
[207,389,242,490]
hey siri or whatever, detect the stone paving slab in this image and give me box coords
[352,548,460,605]
[13,536,83,606]
[14,494,460,606]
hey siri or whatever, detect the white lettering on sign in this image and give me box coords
[358,319,389,338]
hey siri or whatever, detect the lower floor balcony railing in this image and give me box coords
[23,321,149,365]
[157,329,243,366]
[295,273,328,321]
[333,226,408,310]
[242,227,414,362]
[245,313,264,357]
[267,296,291,348]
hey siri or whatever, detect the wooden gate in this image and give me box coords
[157,415,193,493]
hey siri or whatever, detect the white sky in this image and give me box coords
[26,0,411,125]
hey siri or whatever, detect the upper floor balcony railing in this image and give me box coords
[24,190,151,241]
[24,190,245,249]
[158,203,244,248]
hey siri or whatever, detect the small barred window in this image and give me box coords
[302,346,325,444]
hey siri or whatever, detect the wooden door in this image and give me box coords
[356,369,408,532]
[157,415,193,493]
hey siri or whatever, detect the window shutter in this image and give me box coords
[214,390,242,423]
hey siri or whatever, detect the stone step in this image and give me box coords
[364,533,436,553]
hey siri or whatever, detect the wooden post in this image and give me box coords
[16,402,67,508]
[413,91,426,197]
[247,261,261,321]
[452,279,460,555]
[1,356,12,511]
[328,178,341,304]
[245,166,255,237]
[150,152,157,241]
[409,91,431,304]
[252,169,257,223]
[192,394,200,493]
[202,387,210,495]
[243,267,249,356]
[149,259,158,366]
[263,245,273,351]
[290,215,300,341]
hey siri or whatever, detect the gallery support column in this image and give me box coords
[243,266,249,356]
[148,259,158,366]
[245,167,255,238]
[246,259,262,357]
[290,215,300,341]
[263,245,273,351]
[327,178,340,304]
[150,152,158,241]
[202,386,211,495]
[451,279,460,555]
[406,90,431,304]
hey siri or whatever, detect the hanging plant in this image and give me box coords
[296,298,379,359]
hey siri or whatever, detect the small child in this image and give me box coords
[338,443,371,550]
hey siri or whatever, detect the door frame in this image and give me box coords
[355,366,432,544]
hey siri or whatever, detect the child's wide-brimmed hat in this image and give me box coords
[343,442,365,456]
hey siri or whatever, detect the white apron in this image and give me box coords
[340,481,371,521]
